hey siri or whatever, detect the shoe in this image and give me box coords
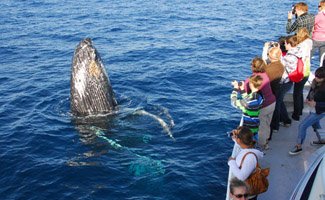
[289,145,302,155]
[280,122,291,127]
[291,115,300,121]
[311,140,325,146]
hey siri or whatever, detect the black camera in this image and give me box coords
[268,41,279,48]
[227,131,233,138]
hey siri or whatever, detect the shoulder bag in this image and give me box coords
[239,152,270,196]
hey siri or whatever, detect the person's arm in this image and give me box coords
[228,154,257,181]
[262,43,269,61]
[244,79,249,93]
[230,80,245,107]
[230,90,239,108]
[314,87,325,113]
[306,80,316,101]
[283,54,298,74]
[231,91,249,112]
[286,11,298,34]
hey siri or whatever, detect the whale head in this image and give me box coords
[70,38,117,116]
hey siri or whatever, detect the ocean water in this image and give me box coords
[0,0,319,199]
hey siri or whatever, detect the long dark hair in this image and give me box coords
[236,126,256,147]
[315,67,325,90]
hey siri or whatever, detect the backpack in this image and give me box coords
[287,55,304,82]
[240,152,270,196]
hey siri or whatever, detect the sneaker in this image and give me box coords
[289,145,302,155]
[311,140,325,146]
[280,122,291,127]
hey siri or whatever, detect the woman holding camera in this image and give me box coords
[262,45,285,139]
[272,35,303,132]
[228,126,264,200]
[243,58,275,150]
[291,28,313,121]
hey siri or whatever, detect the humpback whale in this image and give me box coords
[70,38,117,116]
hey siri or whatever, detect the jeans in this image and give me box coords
[292,76,309,119]
[271,81,293,131]
[297,112,325,145]
[312,40,325,65]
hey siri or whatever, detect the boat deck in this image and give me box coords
[226,68,325,200]
[259,114,325,200]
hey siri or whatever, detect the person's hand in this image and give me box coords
[228,157,235,162]
[288,11,293,20]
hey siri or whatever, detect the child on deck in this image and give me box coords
[231,75,264,141]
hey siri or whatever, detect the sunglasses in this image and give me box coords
[233,193,249,198]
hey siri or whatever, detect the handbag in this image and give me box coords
[240,152,270,196]
[286,54,304,83]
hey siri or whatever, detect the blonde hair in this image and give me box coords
[249,74,263,90]
[295,2,308,12]
[268,47,282,61]
[297,27,310,43]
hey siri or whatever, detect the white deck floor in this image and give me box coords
[259,113,325,200]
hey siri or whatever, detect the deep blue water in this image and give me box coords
[0,0,320,199]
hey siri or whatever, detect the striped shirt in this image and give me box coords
[231,91,264,134]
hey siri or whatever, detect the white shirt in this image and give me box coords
[228,148,264,181]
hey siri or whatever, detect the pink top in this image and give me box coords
[244,72,276,108]
[312,11,325,41]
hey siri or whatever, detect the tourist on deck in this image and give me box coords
[289,67,325,155]
[261,46,285,139]
[229,177,249,200]
[272,35,302,132]
[243,57,276,150]
[312,0,325,65]
[228,126,263,200]
[286,2,315,36]
[291,28,313,121]
[231,75,264,141]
